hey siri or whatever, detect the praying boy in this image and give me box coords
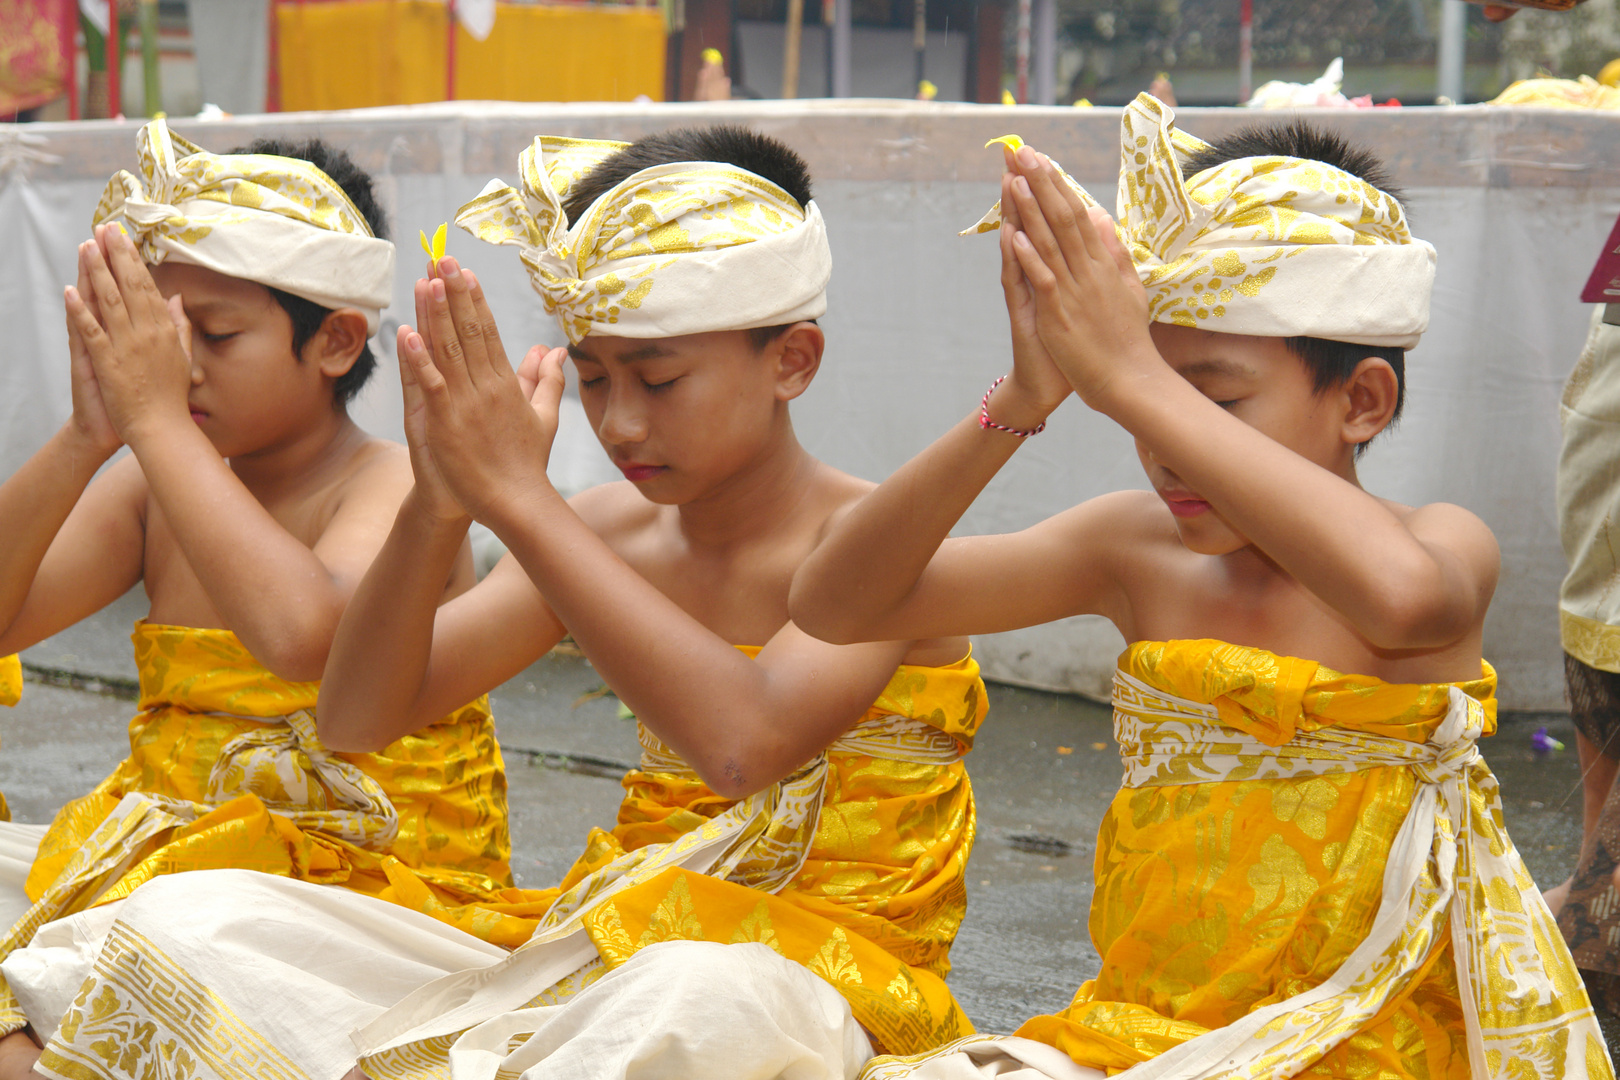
[26,126,986,1080]
[0,122,512,1078]
[792,97,1612,1078]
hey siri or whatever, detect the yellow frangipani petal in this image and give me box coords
[702,47,723,65]
[420,223,448,261]
[1000,88,1017,106]
[985,134,1024,152]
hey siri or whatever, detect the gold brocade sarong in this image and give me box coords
[985,640,1609,1079]
[0,622,511,1034]
[0,655,17,823]
[352,649,987,1071]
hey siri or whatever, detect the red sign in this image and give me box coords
[1582,208,1620,304]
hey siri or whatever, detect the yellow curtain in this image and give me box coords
[277,1,665,111]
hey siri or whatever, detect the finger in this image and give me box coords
[76,241,103,326]
[1090,207,1136,282]
[104,222,168,326]
[1007,171,1077,291]
[1009,230,1061,304]
[167,294,194,363]
[999,220,1032,306]
[1017,148,1093,278]
[435,258,490,385]
[999,170,1024,234]
[459,266,514,380]
[83,228,132,336]
[65,285,114,361]
[423,276,474,391]
[529,345,568,418]
[413,278,436,358]
[399,326,451,400]
[397,327,424,406]
[516,344,546,399]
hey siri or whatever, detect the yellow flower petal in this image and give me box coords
[702,47,723,65]
[1000,88,1017,106]
[421,223,448,261]
[985,134,1024,152]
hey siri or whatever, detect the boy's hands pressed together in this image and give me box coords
[397,257,568,531]
[1004,146,1159,409]
[63,225,194,448]
[62,241,123,462]
[992,148,1072,431]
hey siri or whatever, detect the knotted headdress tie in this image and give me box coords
[94,119,395,334]
[456,135,830,343]
[968,94,1435,349]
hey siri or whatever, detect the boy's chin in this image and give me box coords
[1173,520,1250,557]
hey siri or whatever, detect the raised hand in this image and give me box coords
[1004,146,1156,408]
[995,147,1072,427]
[63,224,194,446]
[62,241,122,458]
[396,319,467,525]
[395,256,568,529]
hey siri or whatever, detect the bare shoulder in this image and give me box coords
[568,480,661,540]
[1041,488,1171,546]
[1389,497,1501,573]
[336,436,413,488]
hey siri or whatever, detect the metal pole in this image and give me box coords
[1014,0,1029,103]
[138,0,159,116]
[1031,0,1053,104]
[107,0,120,118]
[823,0,834,96]
[1437,0,1465,103]
[267,0,281,111]
[1238,0,1251,103]
[61,0,79,120]
[782,0,803,98]
[913,0,925,94]
[831,0,850,97]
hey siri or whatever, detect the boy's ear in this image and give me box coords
[308,308,370,379]
[772,322,825,402]
[1339,355,1400,447]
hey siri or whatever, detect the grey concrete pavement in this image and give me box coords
[1,595,1587,1034]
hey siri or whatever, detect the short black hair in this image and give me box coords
[1184,121,1406,452]
[227,137,390,408]
[563,126,817,355]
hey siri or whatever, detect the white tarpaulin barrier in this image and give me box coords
[2,100,1613,710]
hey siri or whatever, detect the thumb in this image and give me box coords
[167,294,193,363]
[516,344,546,399]
[530,346,568,419]
[1091,207,1135,280]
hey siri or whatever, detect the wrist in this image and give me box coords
[54,422,118,472]
[479,475,561,539]
[402,487,474,534]
[982,375,1052,436]
[120,405,195,453]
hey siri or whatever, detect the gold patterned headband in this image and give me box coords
[456,135,830,344]
[93,120,395,334]
[968,94,1435,349]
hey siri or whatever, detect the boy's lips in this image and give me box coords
[618,463,667,482]
[1160,491,1211,518]
[189,408,208,423]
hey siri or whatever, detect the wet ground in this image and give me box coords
[2,591,1589,1035]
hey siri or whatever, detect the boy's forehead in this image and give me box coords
[567,329,754,364]
[1149,323,1288,375]
[147,260,277,311]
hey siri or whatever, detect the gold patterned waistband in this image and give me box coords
[637,712,965,778]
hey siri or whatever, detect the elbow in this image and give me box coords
[787,581,862,647]
[1358,583,1469,653]
[257,637,331,684]
[315,701,391,754]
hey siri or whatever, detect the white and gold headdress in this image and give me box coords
[455,136,830,344]
[968,94,1435,349]
[94,119,395,334]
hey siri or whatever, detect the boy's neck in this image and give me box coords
[228,406,367,498]
[675,417,820,551]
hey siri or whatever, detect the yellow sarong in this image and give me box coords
[1004,640,1607,1079]
[354,649,987,1070]
[0,622,510,1033]
[0,655,17,823]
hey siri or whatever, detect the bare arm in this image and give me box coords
[378,258,914,797]
[1007,147,1498,649]
[0,248,144,653]
[67,225,413,679]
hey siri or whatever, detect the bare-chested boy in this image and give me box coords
[25,127,985,1080]
[793,98,1612,1079]
[0,122,511,1079]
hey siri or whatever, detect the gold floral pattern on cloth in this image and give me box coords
[353,648,986,1073]
[990,639,1610,1080]
[93,119,395,333]
[963,94,1435,349]
[0,621,511,1036]
[455,135,831,343]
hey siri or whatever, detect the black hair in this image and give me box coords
[227,137,390,408]
[563,126,816,354]
[1183,121,1406,452]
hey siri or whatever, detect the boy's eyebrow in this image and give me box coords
[1176,358,1258,380]
[567,343,676,364]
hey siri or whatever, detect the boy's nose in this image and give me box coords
[598,397,648,445]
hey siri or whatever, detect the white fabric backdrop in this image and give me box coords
[2,101,1611,709]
